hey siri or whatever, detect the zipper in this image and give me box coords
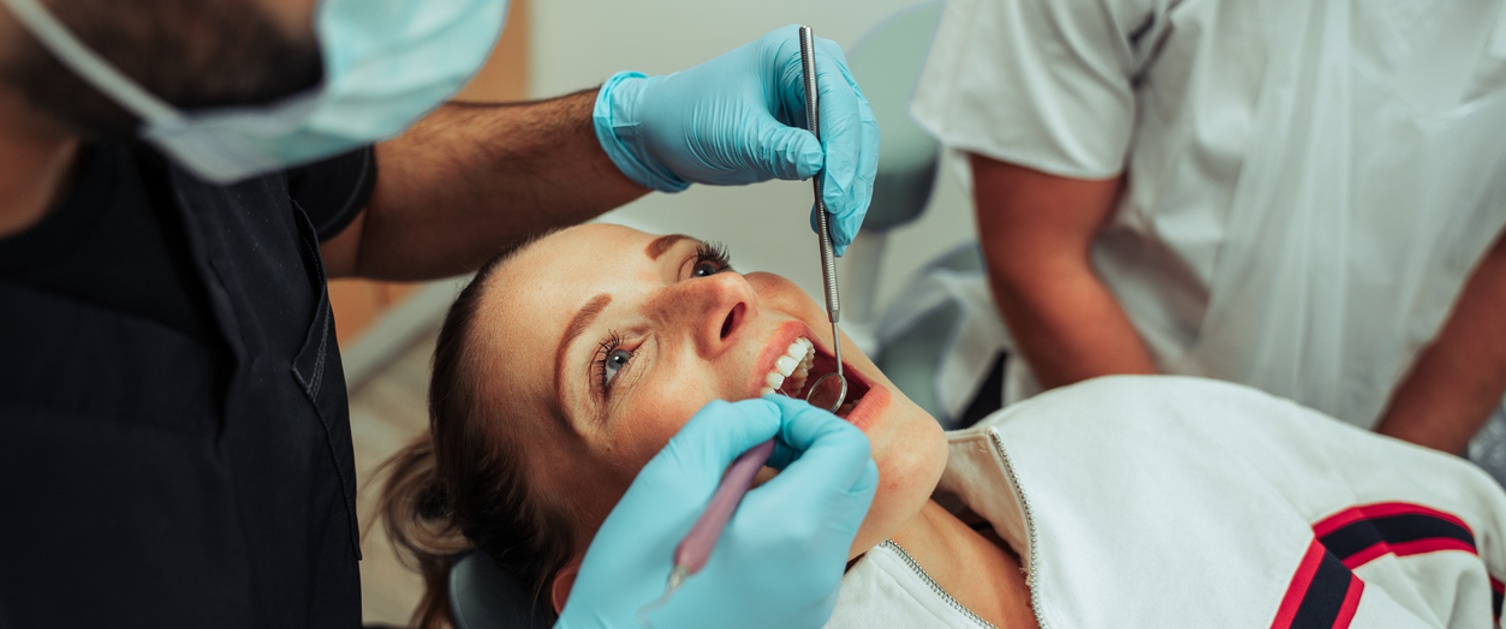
[881,539,999,629]
[989,430,1049,629]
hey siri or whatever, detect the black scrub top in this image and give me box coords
[0,143,373,628]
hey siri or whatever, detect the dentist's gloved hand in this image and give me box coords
[593,25,879,256]
[555,396,878,629]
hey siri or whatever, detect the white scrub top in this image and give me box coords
[911,0,1506,429]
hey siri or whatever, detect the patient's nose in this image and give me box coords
[661,272,755,358]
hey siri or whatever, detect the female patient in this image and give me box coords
[379,223,1506,628]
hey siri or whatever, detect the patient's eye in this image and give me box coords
[691,242,732,278]
[595,331,634,392]
[603,348,632,386]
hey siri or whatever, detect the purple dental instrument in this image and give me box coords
[638,437,775,624]
[667,437,777,590]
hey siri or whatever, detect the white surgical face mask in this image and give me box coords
[0,0,507,183]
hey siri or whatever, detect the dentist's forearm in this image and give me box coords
[330,91,649,280]
[1375,230,1506,455]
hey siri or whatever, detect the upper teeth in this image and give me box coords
[759,337,815,396]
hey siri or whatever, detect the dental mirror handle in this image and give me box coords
[799,25,844,378]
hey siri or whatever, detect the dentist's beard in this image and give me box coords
[0,0,321,137]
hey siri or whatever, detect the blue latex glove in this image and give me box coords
[593,25,880,255]
[555,396,878,629]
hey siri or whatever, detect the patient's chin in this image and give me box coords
[846,409,949,560]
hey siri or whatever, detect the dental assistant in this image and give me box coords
[0,0,878,627]
[912,0,1506,469]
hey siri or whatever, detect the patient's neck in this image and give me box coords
[888,500,1038,629]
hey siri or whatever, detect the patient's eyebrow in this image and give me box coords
[555,293,613,409]
[646,234,691,260]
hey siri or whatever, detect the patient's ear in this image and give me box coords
[550,559,583,615]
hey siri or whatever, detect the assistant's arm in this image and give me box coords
[320,92,648,280]
[971,153,1156,389]
[1374,229,1506,454]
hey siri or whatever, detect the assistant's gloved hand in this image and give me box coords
[593,25,879,255]
[555,396,878,629]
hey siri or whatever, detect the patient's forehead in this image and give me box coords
[519,223,654,271]
[477,224,659,357]
[493,224,657,303]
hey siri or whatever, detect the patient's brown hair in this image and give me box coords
[375,232,573,628]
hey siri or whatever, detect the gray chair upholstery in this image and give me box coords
[449,552,553,629]
[874,242,983,420]
[838,2,946,329]
[843,2,994,423]
[846,0,945,233]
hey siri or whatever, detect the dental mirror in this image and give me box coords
[805,371,848,414]
[798,25,849,415]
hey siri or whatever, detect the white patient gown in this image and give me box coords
[826,377,1506,628]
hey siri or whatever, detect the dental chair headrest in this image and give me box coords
[449,551,553,629]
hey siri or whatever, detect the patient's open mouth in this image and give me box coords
[757,336,870,419]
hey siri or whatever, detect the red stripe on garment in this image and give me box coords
[1310,502,1501,625]
[1337,543,1387,571]
[1340,537,1480,570]
[1334,576,1364,628]
[1385,538,1479,560]
[1271,539,1329,629]
[1313,503,1472,538]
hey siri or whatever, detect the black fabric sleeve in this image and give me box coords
[286,146,377,242]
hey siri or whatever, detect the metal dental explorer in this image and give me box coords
[638,25,842,625]
[799,24,848,415]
